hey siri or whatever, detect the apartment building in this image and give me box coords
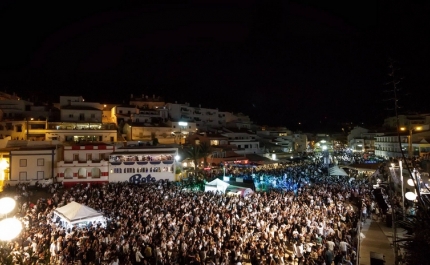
[165,102,225,129]
[56,143,114,186]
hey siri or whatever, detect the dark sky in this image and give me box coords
[1,0,430,131]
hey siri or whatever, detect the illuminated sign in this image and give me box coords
[129,174,156,184]
[178,122,188,126]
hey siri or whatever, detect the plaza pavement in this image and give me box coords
[359,216,401,265]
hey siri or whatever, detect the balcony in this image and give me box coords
[57,160,109,167]
[46,122,116,130]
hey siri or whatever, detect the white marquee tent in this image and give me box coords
[54,201,105,228]
[328,166,349,177]
[205,178,230,193]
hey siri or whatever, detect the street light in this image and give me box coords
[400,126,422,158]
[391,161,405,220]
[405,169,421,204]
[0,197,16,216]
[0,218,23,241]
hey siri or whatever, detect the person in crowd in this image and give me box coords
[0,152,375,265]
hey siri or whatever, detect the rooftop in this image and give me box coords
[11,145,57,151]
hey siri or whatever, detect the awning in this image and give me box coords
[342,163,381,172]
[328,166,349,176]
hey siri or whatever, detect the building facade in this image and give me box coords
[165,102,225,129]
[109,147,178,183]
[383,114,430,129]
[129,94,165,109]
[221,131,264,154]
[56,144,114,186]
[374,131,430,158]
[8,146,57,185]
[30,122,118,143]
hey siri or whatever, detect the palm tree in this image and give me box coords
[199,142,213,168]
[184,144,202,179]
[397,194,430,264]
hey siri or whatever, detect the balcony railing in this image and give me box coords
[45,123,116,130]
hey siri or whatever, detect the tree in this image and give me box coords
[184,144,202,179]
[199,142,213,168]
[385,58,430,264]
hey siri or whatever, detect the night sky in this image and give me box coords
[1,0,430,131]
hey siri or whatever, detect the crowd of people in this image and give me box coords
[0,154,374,265]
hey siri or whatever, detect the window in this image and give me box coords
[79,113,85,121]
[125,168,135,173]
[73,154,79,161]
[86,154,92,161]
[37,158,44,166]
[19,172,27,180]
[20,159,27,167]
[37,171,44,179]
[16,125,22,132]
[91,114,95,118]
[119,110,123,114]
[114,168,122,173]
[69,114,73,118]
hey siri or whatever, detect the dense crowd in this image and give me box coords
[0,156,374,265]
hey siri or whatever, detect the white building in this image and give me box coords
[57,96,103,122]
[129,94,165,109]
[224,112,252,129]
[131,108,169,123]
[7,146,57,185]
[374,130,430,159]
[60,105,102,123]
[0,98,32,120]
[56,143,114,186]
[111,105,138,125]
[109,146,178,182]
[30,122,118,143]
[165,102,225,129]
[256,128,306,153]
[221,130,263,154]
[383,114,430,129]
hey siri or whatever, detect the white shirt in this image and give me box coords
[339,241,349,252]
[326,241,335,251]
[294,244,304,258]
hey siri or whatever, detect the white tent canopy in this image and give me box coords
[205,178,230,193]
[54,201,105,228]
[329,166,349,176]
